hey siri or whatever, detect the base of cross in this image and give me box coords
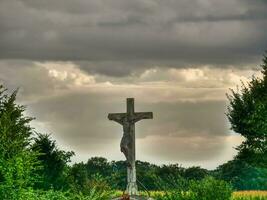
[111,195,154,200]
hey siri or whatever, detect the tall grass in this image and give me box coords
[146,190,267,200]
[232,191,267,200]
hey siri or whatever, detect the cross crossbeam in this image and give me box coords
[108,112,153,124]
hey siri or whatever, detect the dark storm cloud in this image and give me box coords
[0,60,69,101]
[0,0,267,77]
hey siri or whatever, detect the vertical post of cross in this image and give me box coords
[126,98,138,195]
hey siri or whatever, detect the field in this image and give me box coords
[232,191,267,200]
[112,191,267,200]
[145,191,267,200]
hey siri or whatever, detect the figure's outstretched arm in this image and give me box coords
[108,113,126,125]
[133,112,153,123]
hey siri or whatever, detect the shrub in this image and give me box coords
[188,177,232,200]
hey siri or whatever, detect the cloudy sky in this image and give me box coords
[0,0,266,169]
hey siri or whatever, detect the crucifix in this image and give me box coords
[108,98,153,195]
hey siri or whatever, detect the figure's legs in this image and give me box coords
[120,134,133,168]
[121,146,132,168]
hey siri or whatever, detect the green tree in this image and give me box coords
[215,159,267,190]
[31,133,74,190]
[86,157,111,178]
[184,166,208,181]
[109,160,127,190]
[136,160,158,190]
[67,162,88,193]
[154,164,188,191]
[0,85,40,199]
[227,53,267,167]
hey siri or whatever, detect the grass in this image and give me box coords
[15,189,267,200]
[232,191,267,200]
[143,191,267,200]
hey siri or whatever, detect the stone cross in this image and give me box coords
[108,98,153,195]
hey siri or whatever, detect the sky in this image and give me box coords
[0,0,266,169]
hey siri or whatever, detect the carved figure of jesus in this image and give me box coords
[121,120,132,167]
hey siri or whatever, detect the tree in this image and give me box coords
[109,160,127,190]
[184,166,208,180]
[31,133,74,190]
[215,159,267,190]
[154,164,187,190]
[0,85,40,199]
[86,157,111,178]
[227,53,267,167]
[136,160,158,190]
[67,162,88,193]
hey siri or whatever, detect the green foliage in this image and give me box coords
[136,160,158,190]
[67,158,113,195]
[68,157,210,192]
[68,162,88,193]
[226,54,267,167]
[18,189,69,200]
[109,160,127,190]
[86,157,110,178]
[68,156,266,192]
[215,160,267,190]
[224,53,267,192]
[184,166,208,181]
[87,173,111,192]
[188,177,232,200]
[0,85,41,199]
[0,86,33,155]
[153,164,209,190]
[153,177,232,200]
[31,133,74,190]
[11,187,112,200]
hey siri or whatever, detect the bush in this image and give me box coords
[188,177,232,200]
